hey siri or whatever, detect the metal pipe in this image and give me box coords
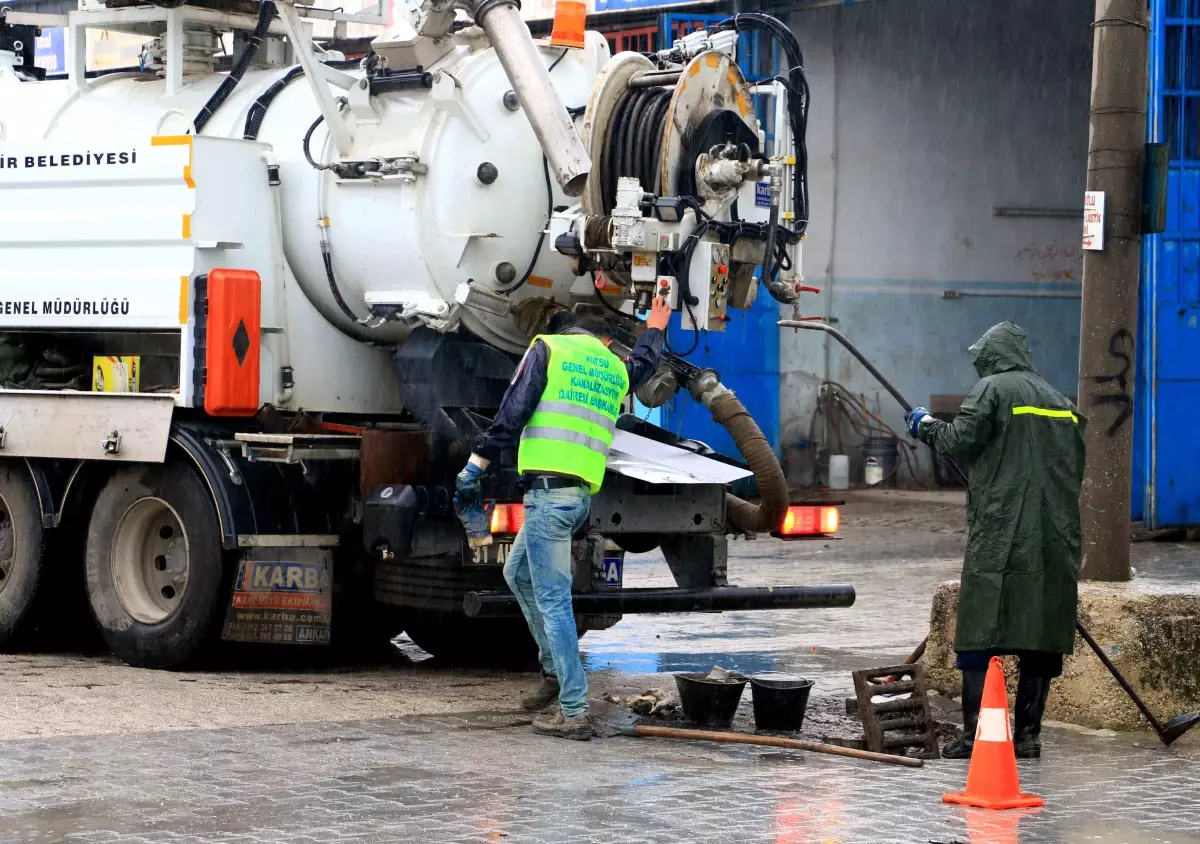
[475,0,591,196]
[627,71,682,88]
[464,584,855,618]
[777,319,970,488]
[778,320,912,412]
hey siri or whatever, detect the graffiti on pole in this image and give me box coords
[1092,328,1133,436]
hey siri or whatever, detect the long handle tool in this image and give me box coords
[1075,620,1200,746]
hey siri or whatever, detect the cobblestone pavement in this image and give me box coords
[1,495,1196,843]
[0,710,1196,844]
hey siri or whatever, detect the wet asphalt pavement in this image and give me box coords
[0,493,1198,843]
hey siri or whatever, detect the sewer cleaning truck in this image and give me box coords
[0,0,850,668]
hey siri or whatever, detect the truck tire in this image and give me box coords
[85,460,226,669]
[0,463,46,646]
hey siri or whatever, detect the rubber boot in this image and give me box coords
[1013,671,1052,759]
[943,670,986,759]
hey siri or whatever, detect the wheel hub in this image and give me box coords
[111,497,190,625]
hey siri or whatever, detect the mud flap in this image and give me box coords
[221,545,334,645]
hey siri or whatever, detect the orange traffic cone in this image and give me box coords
[943,657,1044,810]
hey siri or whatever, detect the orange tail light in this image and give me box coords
[489,502,526,535]
[779,505,839,537]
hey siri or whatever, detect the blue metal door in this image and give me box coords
[1138,0,1200,527]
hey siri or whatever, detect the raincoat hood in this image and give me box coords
[968,321,1034,378]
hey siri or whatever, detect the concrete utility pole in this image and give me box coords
[1077,0,1150,582]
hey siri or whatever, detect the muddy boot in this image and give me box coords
[943,670,986,760]
[1014,672,1051,759]
[532,709,593,741]
[520,673,560,712]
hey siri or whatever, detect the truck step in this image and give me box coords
[231,432,360,464]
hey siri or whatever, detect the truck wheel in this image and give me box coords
[0,463,46,646]
[85,461,225,669]
[401,611,538,668]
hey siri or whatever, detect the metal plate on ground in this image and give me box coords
[221,546,334,645]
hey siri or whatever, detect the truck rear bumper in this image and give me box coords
[0,390,174,462]
[463,584,856,618]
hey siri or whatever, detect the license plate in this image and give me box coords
[466,541,512,566]
[602,556,622,585]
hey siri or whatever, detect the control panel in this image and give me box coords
[708,243,730,332]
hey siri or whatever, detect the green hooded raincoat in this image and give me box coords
[918,322,1086,655]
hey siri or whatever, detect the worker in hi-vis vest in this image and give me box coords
[455,299,669,740]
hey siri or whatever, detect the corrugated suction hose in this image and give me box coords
[688,369,789,534]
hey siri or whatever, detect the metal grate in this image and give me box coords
[852,664,941,759]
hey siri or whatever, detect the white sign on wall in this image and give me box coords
[1083,190,1105,251]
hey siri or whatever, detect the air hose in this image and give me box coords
[193,0,275,134]
[687,369,789,534]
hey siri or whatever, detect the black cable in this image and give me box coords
[495,49,569,296]
[322,248,359,322]
[713,13,810,243]
[592,273,626,318]
[194,0,275,133]
[302,112,328,170]
[496,155,552,295]
[244,64,304,140]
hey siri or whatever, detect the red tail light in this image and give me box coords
[779,505,839,536]
[489,503,525,535]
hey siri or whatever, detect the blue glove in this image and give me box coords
[454,458,486,505]
[454,456,492,548]
[905,407,933,438]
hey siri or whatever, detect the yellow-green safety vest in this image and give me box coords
[518,333,630,493]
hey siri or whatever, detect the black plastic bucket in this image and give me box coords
[863,435,899,488]
[675,672,747,728]
[749,673,814,732]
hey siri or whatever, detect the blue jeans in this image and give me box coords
[502,486,591,716]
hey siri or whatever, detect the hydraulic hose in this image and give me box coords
[194,0,275,134]
[687,370,789,534]
[760,202,796,304]
[244,64,304,140]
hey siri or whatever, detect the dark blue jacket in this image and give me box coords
[477,327,665,462]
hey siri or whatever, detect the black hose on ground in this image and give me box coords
[194,0,276,134]
[687,369,789,534]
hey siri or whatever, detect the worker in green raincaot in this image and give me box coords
[905,322,1086,760]
[454,299,670,741]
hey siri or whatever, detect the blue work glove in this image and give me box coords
[453,455,492,548]
[905,407,933,438]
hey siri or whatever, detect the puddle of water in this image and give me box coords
[582,650,782,676]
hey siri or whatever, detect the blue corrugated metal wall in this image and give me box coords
[1136,0,1200,528]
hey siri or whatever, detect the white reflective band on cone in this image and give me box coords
[975,708,1010,743]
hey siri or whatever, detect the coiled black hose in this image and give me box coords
[194,0,275,134]
[600,86,671,213]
